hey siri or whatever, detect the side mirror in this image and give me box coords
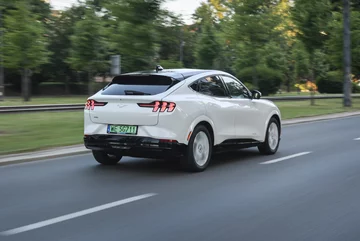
[251,90,262,100]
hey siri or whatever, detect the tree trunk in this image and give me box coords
[0,65,4,101]
[310,73,315,106]
[285,73,291,93]
[309,55,315,106]
[21,69,30,102]
[0,9,4,101]
[65,75,70,95]
[343,0,352,107]
[88,70,93,96]
[252,65,258,88]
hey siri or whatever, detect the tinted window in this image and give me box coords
[198,76,228,97]
[190,81,199,91]
[222,76,250,99]
[101,75,179,96]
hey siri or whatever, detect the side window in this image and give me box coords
[190,81,199,91]
[197,75,228,97]
[222,76,250,99]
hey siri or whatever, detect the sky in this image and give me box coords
[49,0,203,23]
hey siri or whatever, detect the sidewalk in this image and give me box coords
[1,111,360,166]
[281,111,360,125]
[0,145,90,166]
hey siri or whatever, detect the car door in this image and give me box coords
[190,75,238,143]
[220,75,263,140]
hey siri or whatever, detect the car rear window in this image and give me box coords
[101,75,179,96]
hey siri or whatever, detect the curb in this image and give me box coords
[0,146,90,167]
[1,111,360,167]
[282,111,360,126]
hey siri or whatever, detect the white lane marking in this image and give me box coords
[260,152,312,165]
[354,138,360,141]
[0,193,157,236]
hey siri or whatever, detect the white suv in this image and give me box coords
[84,67,281,172]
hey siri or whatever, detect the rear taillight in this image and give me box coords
[85,99,107,110]
[138,101,176,112]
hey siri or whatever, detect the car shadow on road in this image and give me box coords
[87,148,262,175]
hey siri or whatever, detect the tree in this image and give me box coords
[155,10,184,65]
[195,22,220,69]
[0,0,51,100]
[106,0,165,72]
[227,0,281,86]
[193,3,221,69]
[343,0,351,106]
[326,10,360,74]
[47,5,86,93]
[67,5,107,95]
[1,0,49,101]
[292,0,332,104]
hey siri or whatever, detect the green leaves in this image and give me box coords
[292,0,332,54]
[326,10,360,73]
[67,7,106,73]
[195,21,221,69]
[104,0,165,72]
[1,0,49,71]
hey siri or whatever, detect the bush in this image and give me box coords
[316,71,343,94]
[159,60,184,69]
[236,66,283,96]
[353,82,360,93]
[38,82,108,95]
[244,82,255,91]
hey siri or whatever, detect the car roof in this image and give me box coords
[121,68,214,80]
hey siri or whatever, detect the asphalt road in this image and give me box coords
[1,116,360,241]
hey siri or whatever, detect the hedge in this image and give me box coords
[237,66,283,96]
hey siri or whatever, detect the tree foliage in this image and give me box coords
[0,0,358,98]
[1,0,49,100]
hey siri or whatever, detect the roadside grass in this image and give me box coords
[269,91,320,96]
[0,111,84,155]
[0,92,325,106]
[0,96,88,106]
[1,98,360,155]
[276,98,360,119]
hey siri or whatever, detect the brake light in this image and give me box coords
[85,99,107,110]
[138,101,176,112]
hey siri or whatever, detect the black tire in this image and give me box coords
[92,150,122,165]
[258,117,280,155]
[182,125,213,172]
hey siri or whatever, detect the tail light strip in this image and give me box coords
[138,101,176,112]
[85,99,108,110]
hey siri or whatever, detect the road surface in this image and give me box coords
[1,116,360,241]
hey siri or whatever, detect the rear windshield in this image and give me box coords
[101,75,180,96]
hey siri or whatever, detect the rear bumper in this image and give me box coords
[84,135,186,158]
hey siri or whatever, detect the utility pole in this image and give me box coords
[0,7,4,101]
[343,0,352,107]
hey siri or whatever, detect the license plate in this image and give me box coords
[107,125,138,135]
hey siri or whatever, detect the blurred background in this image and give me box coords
[1,0,360,154]
[0,0,359,100]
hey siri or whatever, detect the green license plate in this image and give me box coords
[107,125,138,135]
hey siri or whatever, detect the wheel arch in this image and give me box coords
[262,110,282,141]
[184,116,216,145]
[270,114,281,135]
[196,121,214,145]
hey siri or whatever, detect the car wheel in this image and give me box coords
[92,150,122,165]
[183,125,212,172]
[258,117,280,155]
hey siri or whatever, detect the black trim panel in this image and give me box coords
[84,135,186,158]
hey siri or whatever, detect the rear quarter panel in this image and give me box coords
[160,86,206,145]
